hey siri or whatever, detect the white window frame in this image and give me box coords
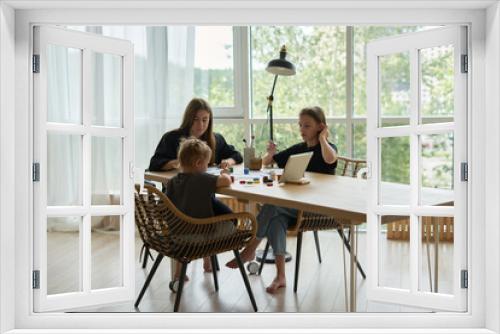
[210,26,249,119]
[366,26,467,311]
[1,2,498,333]
[32,25,136,312]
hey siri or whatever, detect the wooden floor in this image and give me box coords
[47,229,455,313]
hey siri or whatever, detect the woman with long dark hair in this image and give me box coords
[149,98,242,171]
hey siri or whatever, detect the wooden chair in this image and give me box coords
[258,156,367,292]
[134,185,258,312]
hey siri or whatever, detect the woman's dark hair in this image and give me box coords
[178,98,216,164]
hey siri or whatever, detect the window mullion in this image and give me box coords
[346,26,354,158]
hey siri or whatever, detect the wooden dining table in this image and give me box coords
[144,167,453,312]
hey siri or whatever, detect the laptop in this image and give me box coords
[279,152,313,184]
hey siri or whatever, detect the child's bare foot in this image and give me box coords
[173,274,189,282]
[203,257,213,273]
[225,249,256,269]
[265,277,286,294]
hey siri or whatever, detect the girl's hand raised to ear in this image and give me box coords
[319,126,329,142]
[266,141,277,155]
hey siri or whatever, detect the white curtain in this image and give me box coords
[98,26,196,170]
[47,25,196,230]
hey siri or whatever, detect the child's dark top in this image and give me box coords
[166,172,219,218]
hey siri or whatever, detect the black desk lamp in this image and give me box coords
[251,46,296,269]
[265,45,296,141]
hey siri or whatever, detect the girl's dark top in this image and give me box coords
[148,129,243,171]
[273,141,338,175]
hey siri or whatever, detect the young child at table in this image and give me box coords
[166,138,233,281]
[226,106,338,294]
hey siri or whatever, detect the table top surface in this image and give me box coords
[145,167,453,223]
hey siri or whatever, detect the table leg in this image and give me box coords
[349,224,357,312]
[426,221,433,292]
[248,201,258,217]
[434,219,439,293]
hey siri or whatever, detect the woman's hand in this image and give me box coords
[164,159,180,170]
[219,158,235,169]
[266,141,277,155]
[262,141,277,166]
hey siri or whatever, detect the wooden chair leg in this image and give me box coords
[210,256,219,292]
[258,241,270,275]
[233,250,258,312]
[173,262,188,312]
[294,231,303,293]
[337,227,366,279]
[313,231,322,263]
[135,254,164,307]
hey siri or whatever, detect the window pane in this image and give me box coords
[47,133,82,206]
[194,26,235,108]
[92,137,122,205]
[379,52,410,126]
[251,26,346,118]
[421,133,454,206]
[93,52,122,127]
[47,217,81,294]
[330,123,346,157]
[380,136,410,205]
[420,216,454,294]
[212,122,245,153]
[91,216,122,289]
[353,123,367,159]
[420,45,454,124]
[47,44,82,124]
[379,215,411,290]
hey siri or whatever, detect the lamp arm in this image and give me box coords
[267,74,279,142]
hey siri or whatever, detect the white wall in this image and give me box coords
[0,2,16,333]
[485,2,500,333]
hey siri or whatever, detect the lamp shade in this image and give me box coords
[266,45,296,76]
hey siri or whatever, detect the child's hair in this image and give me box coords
[299,106,327,125]
[178,138,212,168]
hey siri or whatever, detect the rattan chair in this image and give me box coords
[258,156,367,292]
[134,185,258,312]
[135,184,155,269]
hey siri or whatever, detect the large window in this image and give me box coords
[68,24,451,186]
[216,26,449,188]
